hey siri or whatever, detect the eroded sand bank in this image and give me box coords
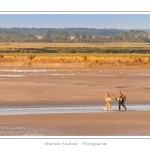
[0,55,150,67]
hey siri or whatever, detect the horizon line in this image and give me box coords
[0,27,150,30]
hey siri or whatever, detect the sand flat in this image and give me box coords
[0,67,150,135]
[0,112,150,136]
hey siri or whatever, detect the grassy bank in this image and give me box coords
[1,43,150,54]
[1,53,150,58]
[0,43,150,67]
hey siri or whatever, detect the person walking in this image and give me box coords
[112,92,127,111]
[104,93,113,111]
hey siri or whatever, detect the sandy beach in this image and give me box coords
[0,67,150,136]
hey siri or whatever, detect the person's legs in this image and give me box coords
[119,101,121,110]
[108,102,113,110]
[121,100,127,110]
[106,102,108,110]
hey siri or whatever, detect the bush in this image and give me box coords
[28,55,36,60]
[0,55,4,58]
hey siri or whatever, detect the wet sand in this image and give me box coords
[0,67,150,135]
[1,112,150,136]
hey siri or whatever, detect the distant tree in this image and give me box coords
[43,31,52,42]
[74,38,80,43]
[75,33,80,38]
[4,36,11,42]
[109,34,115,42]
[81,33,86,39]
[87,34,92,41]
[129,30,134,36]
[0,36,3,42]
[24,34,37,42]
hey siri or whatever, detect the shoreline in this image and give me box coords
[0,104,150,116]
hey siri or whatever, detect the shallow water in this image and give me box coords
[0,75,24,77]
[1,68,150,78]
[48,74,117,76]
[0,105,150,115]
[131,74,150,76]
[0,69,63,73]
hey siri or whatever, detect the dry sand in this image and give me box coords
[0,67,150,136]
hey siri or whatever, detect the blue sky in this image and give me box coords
[0,14,150,29]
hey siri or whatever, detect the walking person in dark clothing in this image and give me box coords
[118,92,127,111]
[112,92,127,111]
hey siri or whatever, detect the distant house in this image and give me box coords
[36,36,43,39]
[70,36,75,40]
[134,35,138,38]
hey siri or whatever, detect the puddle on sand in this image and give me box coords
[48,74,117,77]
[0,105,150,115]
[131,74,150,76]
[0,69,63,73]
[0,75,24,78]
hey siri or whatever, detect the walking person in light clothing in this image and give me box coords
[104,93,113,111]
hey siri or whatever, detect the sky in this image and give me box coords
[0,14,150,29]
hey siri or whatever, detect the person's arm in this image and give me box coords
[111,94,116,97]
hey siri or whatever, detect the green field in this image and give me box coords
[0,43,150,67]
[1,43,150,54]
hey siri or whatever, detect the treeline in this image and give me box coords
[71,30,150,43]
[0,28,125,36]
[0,28,150,43]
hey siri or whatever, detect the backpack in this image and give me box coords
[121,94,126,100]
[105,97,111,102]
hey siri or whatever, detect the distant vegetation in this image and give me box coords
[0,28,150,43]
[0,28,127,36]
